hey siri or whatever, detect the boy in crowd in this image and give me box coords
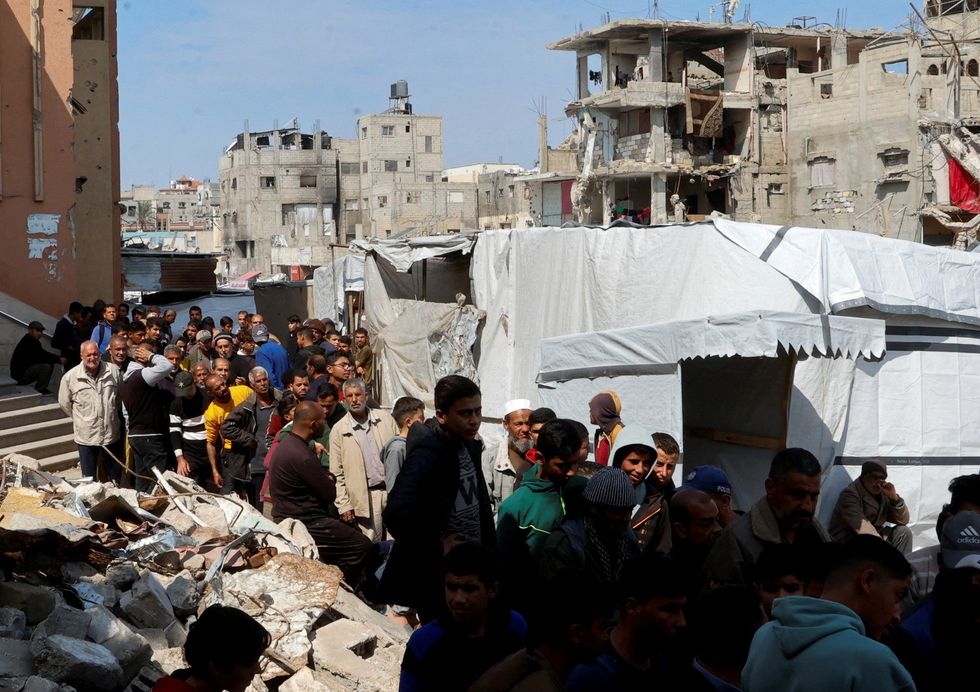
[400,543,526,692]
[753,544,808,620]
[382,396,425,492]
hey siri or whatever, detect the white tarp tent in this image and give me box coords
[312,253,364,327]
[466,220,980,548]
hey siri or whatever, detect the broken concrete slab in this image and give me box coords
[329,587,411,647]
[101,622,151,683]
[0,584,58,625]
[86,605,120,644]
[0,638,34,678]
[31,635,123,692]
[119,572,175,630]
[312,618,400,691]
[135,629,168,651]
[163,571,199,617]
[163,621,186,649]
[0,608,26,640]
[105,563,139,590]
[279,666,351,692]
[32,604,90,641]
[59,562,99,584]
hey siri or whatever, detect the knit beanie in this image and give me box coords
[584,467,636,509]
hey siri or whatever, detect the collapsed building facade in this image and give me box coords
[540,2,980,247]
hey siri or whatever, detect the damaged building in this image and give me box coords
[542,2,980,247]
[336,82,478,241]
[218,123,339,279]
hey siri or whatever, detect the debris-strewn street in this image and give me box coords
[0,455,408,692]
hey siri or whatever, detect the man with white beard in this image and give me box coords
[482,399,535,514]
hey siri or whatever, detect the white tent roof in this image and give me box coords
[349,234,475,272]
[537,311,886,384]
[714,218,980,325]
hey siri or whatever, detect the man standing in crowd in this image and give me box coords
[684,465,740,528]
[528,408,557,449]
[471,573,612,692]
[10,321,62,394]
[354,327,373,387]
[170,370,218,491]
[119,345,173,492]
[382,396,425,491]
[830,460,912,555]
[242,366,280,509]
[482,398,534,513]
[282,368,310,401]
[742,536,915,692]
[752,545,808,620]
[382,375,494,621]
[203,374,255,496]
[496,419,587,597]
[186,330,214,370]
[236,310,250,335]
[540,467,640,588]
[105,335,132,372]
[400,543,527,692]
[610,428,672,554]
[292,326,323,371]
[214,333,251,386]
[325,350,353,400]
[269,401,375,587]
[91,303,116,353]
[650,432,680,499]
[703,448,829,588]
[887,511,980,691]
[669,488,722,592]
[253,324,288,389]
[567,553,689,690]
[162,309,177,344]
[58,340,123,482]
[331,379,398,541]
[284,314,302,360]
[52,302,83,370]
[305,355,329,400]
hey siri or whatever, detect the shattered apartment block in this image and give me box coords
[336,82,478,241]
[544,18,882,228]
[218,123,338,278]
[543,4,980,247]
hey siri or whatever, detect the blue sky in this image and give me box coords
[118,0,914,188]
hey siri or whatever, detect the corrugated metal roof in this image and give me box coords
[122,252,218,293]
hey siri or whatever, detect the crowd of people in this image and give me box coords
[11,300,978,691]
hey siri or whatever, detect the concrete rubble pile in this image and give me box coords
[0,455,409,692]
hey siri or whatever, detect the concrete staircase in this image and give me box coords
[0,376,78,472]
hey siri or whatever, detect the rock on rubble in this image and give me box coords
[311,618,402,692]
[119,572,175,630]
[31,635,123,692]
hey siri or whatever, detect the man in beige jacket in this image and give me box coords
[829,460,912,554]
[58,340,123,482]
[330,378,398,541]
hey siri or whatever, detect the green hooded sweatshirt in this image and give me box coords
[496,466,587,571]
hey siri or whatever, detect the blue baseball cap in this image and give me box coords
[683,465,732,495]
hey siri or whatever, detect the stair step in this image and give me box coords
[0,433,77,459]
[0,418,73,447]
[0,392,42,414]
[0,403,66,431]
[38,450,80,473]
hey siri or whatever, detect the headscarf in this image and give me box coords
[590,391,624,445]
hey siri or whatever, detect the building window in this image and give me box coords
[361,127,367,139]
[362,198,368,210]
[406,192,419,203]
[72,6,105,41]
[927,64,940,76]
[127,205,136,215]
[405,159,412,168]
[382,125,395,137]
[362,161,368,174]
[484,190,491,203]
[970,59,980,77]
[256,135,271,147]
[447,191,464,204]
[344,198,359,210]
[425,136,433,153]
[281,204,295,225]
[820,83,833,99]
[621,108,652,137]
[882,60,908,75]
[809,157,836,187]
[162,202,171,209]
[300,175,317,188]
[508,185,515,197]
[231,178,237,190]
[425,174,435,183]
[384,160,398,172]
[405,123,411,133]
[261,176,276,189]
[879,147,910,169]
[377,195,388,208]
[340,162,359,175]
[178,202,186,209]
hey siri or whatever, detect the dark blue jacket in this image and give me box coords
[380,418,495,615]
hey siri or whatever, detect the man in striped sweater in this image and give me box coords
[169,370,220,491]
